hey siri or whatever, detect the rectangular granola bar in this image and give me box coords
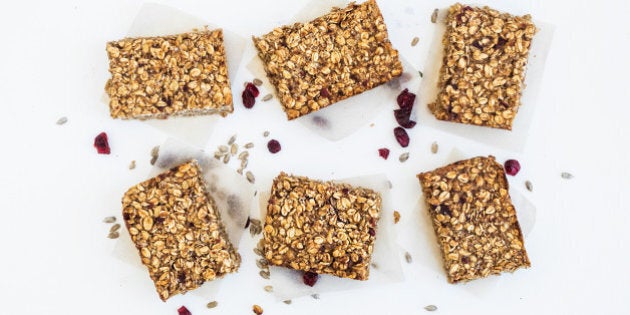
[263,173,381,280]
[106,29,233,119]
[429,4,536,130]
[122,160,240,301]
[253,0,403,120]
[417,156,530,283]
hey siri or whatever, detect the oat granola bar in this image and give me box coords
[429,4,536,130]
[106,29,233,119]
[122,160,240,301]
[417,156,530,283]
[263,173,381,280]
[253,0,403,120]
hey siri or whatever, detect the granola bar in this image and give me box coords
[263,173,381,280]
[429,4,537,130]
[106,29,233,119]
[417,156,530,283]
[253,0,403,120]
[122,160,240,301]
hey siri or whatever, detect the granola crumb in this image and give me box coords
[253,304,263,315]
[129,160,136,170]
[393,211,401,223]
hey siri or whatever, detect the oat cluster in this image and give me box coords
[263,173,382,280]
[106,29,233,119]
[417,156,530,283]
[429,4,537,130]
[122,160,240,301]
[253,0,403,120]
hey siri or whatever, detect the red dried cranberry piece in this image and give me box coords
[394,127,410,147]
[394,108,416,129]
[320,87,330,98]
[94,132,110,154]
[242,90,255,108]
[368,228,376,236]
[246,82,260,97]
[177,306,192,315]
[378,148,390,160]
[504,159,521,176]
[396,88,416,110]
[303,271,319,287]
[267,139,281,154]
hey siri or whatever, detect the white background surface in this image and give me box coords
[0,0,629,314]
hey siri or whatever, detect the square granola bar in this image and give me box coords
[106,29,233,119]
[417,156,530,283]
[263,173,381,280]
[429,4,536,130]
[253,0,403,120]
[122,160,240,301]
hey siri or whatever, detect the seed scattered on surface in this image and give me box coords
[246,171,255,184]
[263,131,270,137]
[244,142,255,149]
[371,262,379,269]
[150,146,159,165]
[267,139,281,153]
[425,305,438,312]
[405,251,413,263]
[219,145,228,153]
[56,116,68,125]
[504,159,521,176]
[311,293,320,299]
[253,78,263,86]
[244,217,251,229]
[103,216,116,223]
[178,306,192,315]
[259,270,270,279]
[561,172,574,179]
[228,135,237,145]
[239,151,249,160]
[411,36,419,46]
[393,211,400,223]
[431,141,438,154]
[230,143,238,156]
[110,223,121,233]
[128,160,136,170]
[264,285,273,292]
[262,94,273,102]
[107,232,119,239]
[253,248,263,256]
[94,132,111,154]
[249,218,262,236]
[418,70,424,78]
[525,180,533,191]
[207,301,218,309]
[387,180,393,189]
[223,154,230,164]
[399,152,410,162]
[431,9,439,23]
[283,300,292,305]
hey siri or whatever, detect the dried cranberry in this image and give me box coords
[177,306,192,315]
[495,37,508,49]
[242,90,255,108]
[94,132,110,154]
[303,271,319,287]
[246,82,260,97]
[393,127,410,147]
[394,108,416,129]
[368,228,376,236]
[378,148,390,160]
[396,88,416,110]
[504,159,521,176]
[267,139,281,154]
[320,87,330,98]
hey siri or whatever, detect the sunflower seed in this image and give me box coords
[425,305,438,312]
[230,143,238,156]
[283,300,292,305]
[257,258,269,268]
[253,78,263,86]
[249,218,262,236]
[262,94,273,102]
[311,294,320,299]
[240,159,249,169]
[239,151,249,160]
[411,36,419,46]
[219,145,228,153]
[108,232,119,239]
[418,70,424,78]
[150,146,160,165]
[56,116,68,125]
[244,142,255,149]
[110,223,121,233]
[237,168,243,175]
[405,251,413,263]
[244,217,251,229]
[431,9,438,23]
[214,152,223,160]
[259,270,270,279]
[525,180,533,191]
[253,247,263,256]
[246,171,255,184]
[263,131,270,137]
[371,263,379,269]
[431,141,438,154]
[561,172,574,179]
[228,134,237,145]
[128,160,136,170]
[223,154,230,164]
[207,301,218,309]
[399,152,410,162]
[103,216,116,223]
[264,285,273,292]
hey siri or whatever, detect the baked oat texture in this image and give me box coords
[417,156,530,283]
[263,173,382,280]
[122,160,240,301]
[105,29,233,119]
[429,4,537,130]
[253,0,403,120]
